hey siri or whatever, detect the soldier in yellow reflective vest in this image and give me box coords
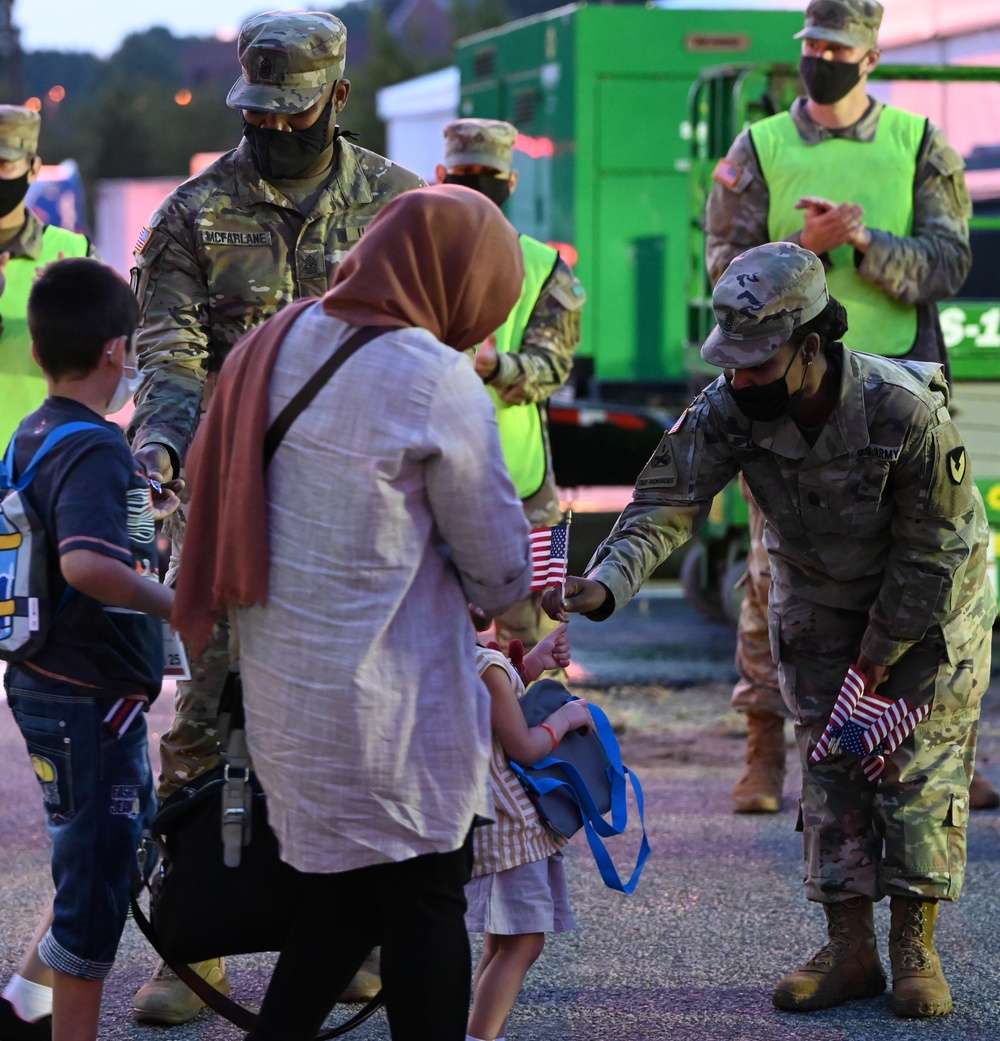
[437,118,586,655]
[0,106,94,448]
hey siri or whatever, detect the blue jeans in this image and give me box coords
[5,672,156,979]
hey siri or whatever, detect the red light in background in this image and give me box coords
[175,89,193,106]
[47,85,66,103]
[547,241,578,266]
[514,133,555,159]
[24,97,42,112]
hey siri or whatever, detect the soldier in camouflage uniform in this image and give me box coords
[701,0,997,814]
[1,105,97,448]
[548,243,995,1019]
[436,118,585,656]
[127,10,423,1024]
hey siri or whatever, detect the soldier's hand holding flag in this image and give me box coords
[811,662,932,783]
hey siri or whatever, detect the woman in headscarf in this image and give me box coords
[174,185,533,1041]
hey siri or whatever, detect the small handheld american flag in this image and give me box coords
[811,663,931,783]
[529,514,570,592]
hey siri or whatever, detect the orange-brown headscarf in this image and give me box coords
[322,183,525,349]
[172,184,525,652]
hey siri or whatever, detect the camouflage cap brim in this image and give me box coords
[700,324,789,369]
[0,104,41,161]
[794,23,872,48]
[226,77,328,114]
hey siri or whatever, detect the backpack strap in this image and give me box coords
[4,421,107,490]
[510,703,651,894]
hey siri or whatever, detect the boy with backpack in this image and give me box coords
[1,258,178,1041]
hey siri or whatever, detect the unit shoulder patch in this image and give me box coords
[946,446,967,485]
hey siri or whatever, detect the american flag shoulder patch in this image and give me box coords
[712,158,743,189]
[134,226,153,256]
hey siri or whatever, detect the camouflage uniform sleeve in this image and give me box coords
[487,257,585,405]
[125,212,211,468]
[705,131,797,286]
[861,393,983,667]
[585,398,739,612]
[858,123,972,305]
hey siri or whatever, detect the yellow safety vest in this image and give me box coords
[487,234,559,500]
[752,107,925,356]
[1,225,90,446]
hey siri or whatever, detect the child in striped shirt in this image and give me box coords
[465,621,593,1041]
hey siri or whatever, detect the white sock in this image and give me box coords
[3,974,53,1022]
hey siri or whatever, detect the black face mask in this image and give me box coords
[0,170,31,219]
[242,99,334,181]
[800,55,863,105]
[726,344,805,422]
[443,172,511,210]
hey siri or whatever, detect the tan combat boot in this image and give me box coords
[969,771,1000,811]
[888,898,953,1017]
[732,710,786,813]
[133,958,230,1025]
[773,897,887,1011]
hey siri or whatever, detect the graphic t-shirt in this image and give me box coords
[5,397,163,699]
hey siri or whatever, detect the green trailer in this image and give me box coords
[456,4,1000,614]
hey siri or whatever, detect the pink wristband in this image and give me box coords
[539,723,558,752]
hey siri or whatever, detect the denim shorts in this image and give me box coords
[5,673,156,980]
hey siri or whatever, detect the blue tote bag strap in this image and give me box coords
[510,703,651,893]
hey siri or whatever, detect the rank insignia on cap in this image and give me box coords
[712,158,742,189]
[134,227,153,255]
[947,446,967,485]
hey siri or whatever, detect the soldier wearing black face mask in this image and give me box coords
[434,118,586,665]
[702,0,992,822]
[125,11,424,1026]
[0,105,96,449]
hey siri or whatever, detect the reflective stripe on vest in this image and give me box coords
[752,107,925,356]
[1,226,90,447]
[488,234,559,500]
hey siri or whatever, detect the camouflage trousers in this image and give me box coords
[731,483,786,717]
[493,476,563,657]
[771,595,989,904]
[158,519,232,799]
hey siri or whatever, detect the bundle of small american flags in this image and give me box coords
[810,664,932,782]
[529,518,570,592]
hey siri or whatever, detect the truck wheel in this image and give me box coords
[680,542,726,622]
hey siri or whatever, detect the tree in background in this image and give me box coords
[5,0,519,218]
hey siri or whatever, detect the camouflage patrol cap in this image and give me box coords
[443,119,517,174]
[794,0,883,50]
[701,242,830,368]
[0,105,41,162]
[226,10,347,115]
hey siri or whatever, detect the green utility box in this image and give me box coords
[457,4,802,401]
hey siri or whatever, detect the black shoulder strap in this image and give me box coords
[128,892,383,1038]
[263,325,386,467]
